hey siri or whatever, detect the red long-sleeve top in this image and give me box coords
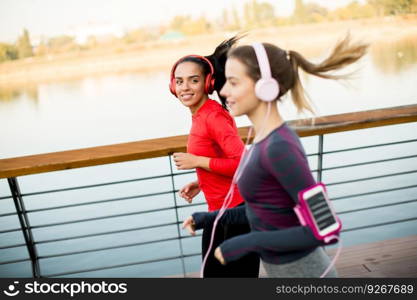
[187,99,244,211]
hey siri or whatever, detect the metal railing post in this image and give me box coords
[317,135,324,182]
[7,177,41,278]
[168,155,187,277]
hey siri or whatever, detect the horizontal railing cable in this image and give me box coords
[322,138,417,155]
[35,216,203,244]
[26,190,175,213]
[30,208,183,229]
[342,217,417,232]
[322,154,417,172]
[331,184,417,201]
[0,258,31,266]
[0,227,24,235]
[46,252,202,278]
[326,169,417,186]
[338,198,417,215]
[0,243,27,250]
[38,234,202,260]
[20,171,195,197]
[0,211,17,218]
[26,191,205,214]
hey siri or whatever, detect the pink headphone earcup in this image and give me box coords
[169,79,177,96]
[204,74,215,94]
[255,78,279,102]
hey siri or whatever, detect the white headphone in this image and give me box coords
[251,43,280,102]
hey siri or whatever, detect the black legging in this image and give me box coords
[201,222,260,277]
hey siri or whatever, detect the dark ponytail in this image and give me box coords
[205,34,244,109]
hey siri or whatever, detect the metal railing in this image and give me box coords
[1,104,416,278]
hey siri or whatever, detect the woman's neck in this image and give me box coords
[248,102,284,143]
[190,95,208,115]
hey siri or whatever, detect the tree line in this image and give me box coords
[1,0,416,63]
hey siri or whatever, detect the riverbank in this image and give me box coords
[0,16,416,87]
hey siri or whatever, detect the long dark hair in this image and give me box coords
[206,35,243,109]
[176,35,243,109]
[228,34,368,114]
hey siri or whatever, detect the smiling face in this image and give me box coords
[174,61,208,114]
[220,57,259,117]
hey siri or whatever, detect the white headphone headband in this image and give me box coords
[252,42,272,79]
[251,43,280,102]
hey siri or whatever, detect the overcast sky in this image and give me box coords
[0,0,363,43]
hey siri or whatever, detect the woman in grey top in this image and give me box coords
[183,35,368,277]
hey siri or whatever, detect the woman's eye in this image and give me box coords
[176,80,182,85]
[192,79,199,83]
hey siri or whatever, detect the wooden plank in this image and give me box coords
[337,265,371,277]
[364,256,417,277]
[334,248,417,269]
[0,135,188,179]
[327,235,417,269]
[1,104,417,178]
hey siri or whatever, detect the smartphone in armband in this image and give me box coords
[294,183,342,244]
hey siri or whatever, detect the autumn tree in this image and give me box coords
[16,29,33,58]
[0,43,18,63]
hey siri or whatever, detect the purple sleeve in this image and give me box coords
[264,139,316,204]
[219,226,322,264]
[219,136,321,264]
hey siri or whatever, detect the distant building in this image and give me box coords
[159,31,185,41]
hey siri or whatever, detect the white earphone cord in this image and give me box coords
[200,87,341,278]
[200,102,271,277]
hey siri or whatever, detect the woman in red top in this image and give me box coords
[170,37,259,277]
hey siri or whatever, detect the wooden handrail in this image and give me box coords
[1,104,416,179]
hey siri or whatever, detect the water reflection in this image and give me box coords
[0,84,39,102]
[371,33,417,73]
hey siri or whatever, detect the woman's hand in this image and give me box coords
[179,181,200,203]
[182,216,196,236]
[214,247,226,265]
[173,152,210,170]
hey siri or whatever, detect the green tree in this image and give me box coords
[293,0,307,23]
[385,0,415,14]
[0,43,18,63]
[367,0,417,15]
[170,15,191,32]
[47,35,75,48]
[16,29,33,58]
[47,35,78,53]
[221,6,241,30]
[255,2,276,26]
[243,0,275,28]
[123,28,152,44]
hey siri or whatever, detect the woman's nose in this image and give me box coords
[181,81,190,90]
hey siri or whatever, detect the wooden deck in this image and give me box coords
[180,235,417,278]
[326,235,417,278]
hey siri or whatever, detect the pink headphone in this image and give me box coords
[251,43,280,102]
[169,55,215,97]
